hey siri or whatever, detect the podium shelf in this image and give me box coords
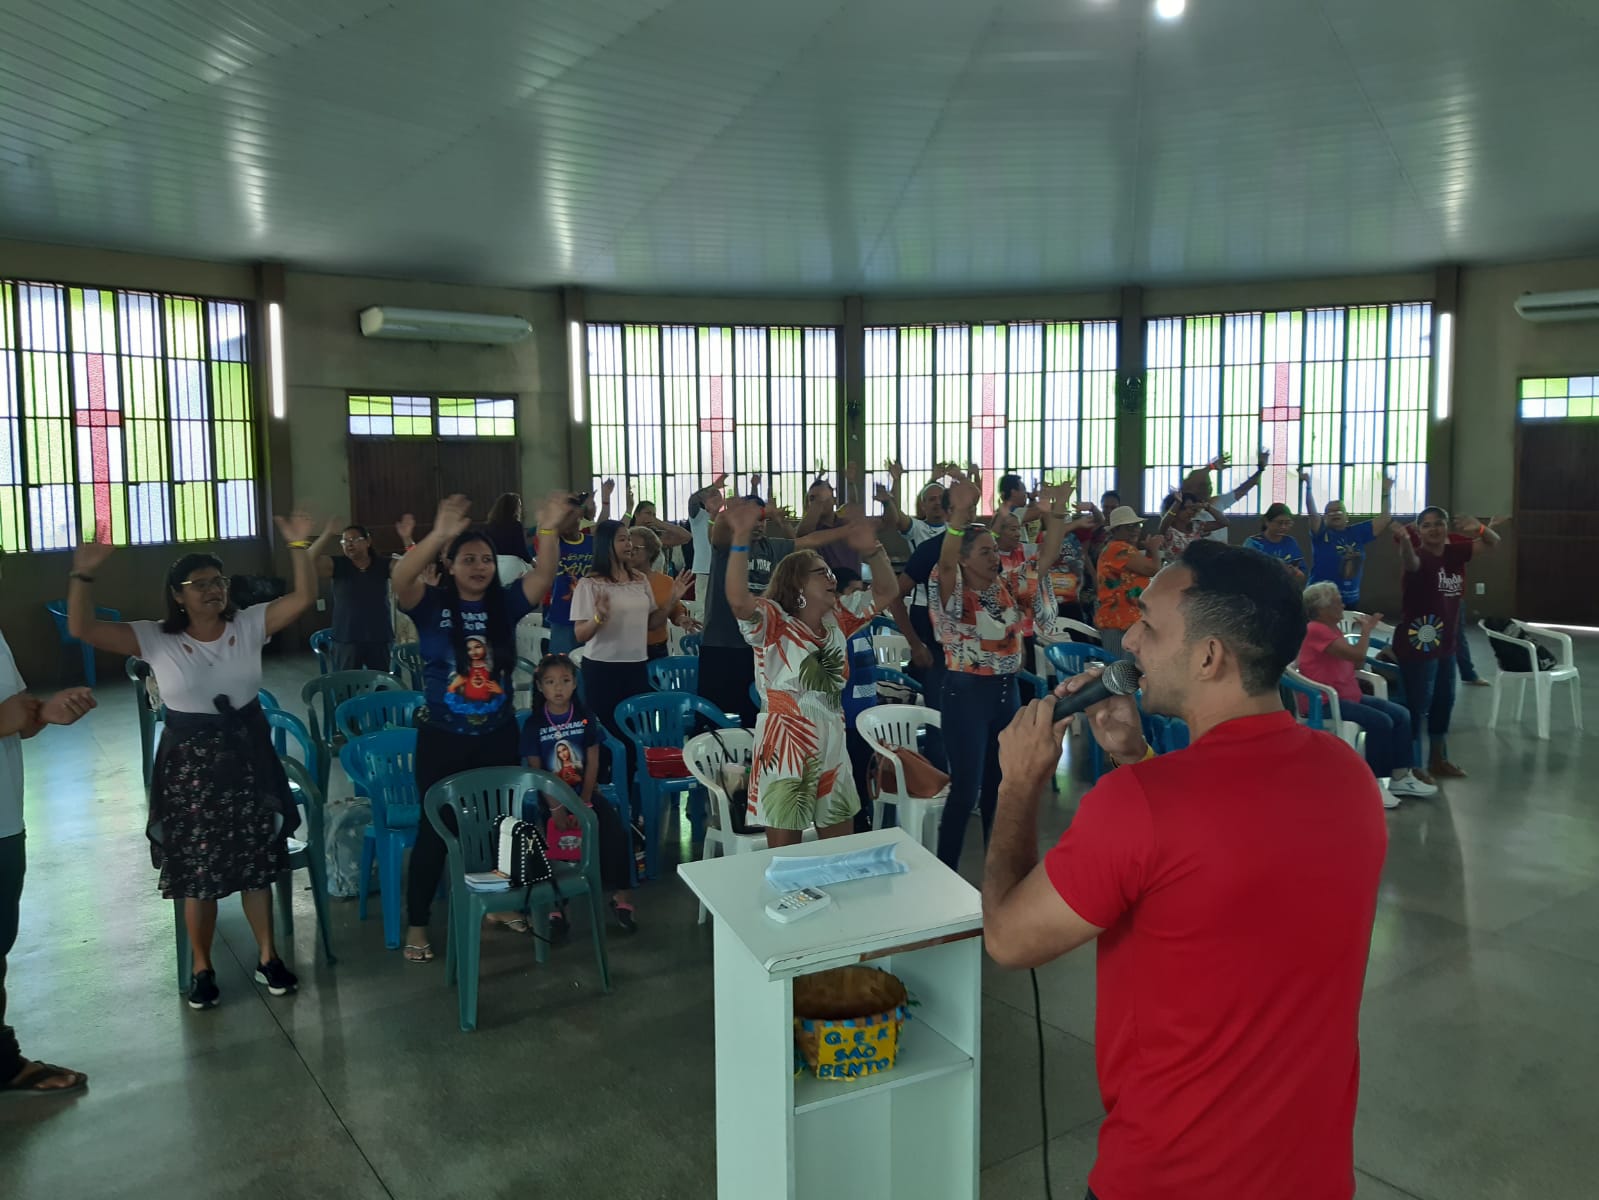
[793,1019,972,1115]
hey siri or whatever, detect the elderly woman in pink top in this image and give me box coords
[1298,582,1436,807]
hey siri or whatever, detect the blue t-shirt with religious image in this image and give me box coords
[403,583,533,733]
[540,532,594,629]
[1309,522,1378,604]
[519,700,602,794]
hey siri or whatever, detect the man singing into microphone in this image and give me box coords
[983,541,1387,1200]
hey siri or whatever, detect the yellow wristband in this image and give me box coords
[537,528,558,537]
[947,526,966,538]
[1108,745,1157,769]
[289,540,312,549]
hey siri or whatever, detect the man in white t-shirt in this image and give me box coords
[1,626,95,1095]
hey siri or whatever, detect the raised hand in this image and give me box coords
[275,511,317,543]
[626,485,636,513]
[670,571,694,602]
[1358,611,1386,633]
[873,482,894,505]
[1256,448,1270,471]
[396,513,416,543]
[748,472,762,492]
[40,687,96,727]
[1450,515,1481,535]
[1488,514,1512,529]
[73,540,116,574]
[711,472,729,490]
[533,491,576,532]
[885,458,905,479]
[723,497,762,537]
[1210,451,1233,471]
[1298,469,1312,484]
[844,516,882,554]
[949,479,981,514]
[601,478,616,499]
[431,495,472,542]
[1381,475,1394,495]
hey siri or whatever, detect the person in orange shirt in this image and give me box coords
[626,527,699,659]
[1094,507,1163,658]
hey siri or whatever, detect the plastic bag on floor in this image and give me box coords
[324,796,372,898]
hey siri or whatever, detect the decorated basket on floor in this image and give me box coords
[793,966,910,1082]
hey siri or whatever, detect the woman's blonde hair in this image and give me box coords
[766,549,827,615]
[630,525,661,565]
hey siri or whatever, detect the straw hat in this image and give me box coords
[1106,505,1143,530]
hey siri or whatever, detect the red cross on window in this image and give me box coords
[1262,362,1301,503]
[974,374,1006,496]
[72,353,121,542]
[699,375,735,475]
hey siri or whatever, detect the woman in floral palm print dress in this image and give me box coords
[723,498,899,848]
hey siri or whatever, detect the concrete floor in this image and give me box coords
[1,630,1595,1199]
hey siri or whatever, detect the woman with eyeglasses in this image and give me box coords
[305,517,414,671]
[391,492,570,961]
[66,514,320,1010]
[929,479,1072,869]
[723,498,895,848]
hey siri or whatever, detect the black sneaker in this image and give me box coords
[254,957,298,996]
[187,969,220,1010]
[612,899,638,935]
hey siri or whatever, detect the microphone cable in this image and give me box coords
[1031,966,1055,1200]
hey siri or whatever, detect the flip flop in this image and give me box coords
[2,1061,88,1097]
[403,943,434,963]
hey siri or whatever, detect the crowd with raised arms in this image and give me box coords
[0,450,1510,1026]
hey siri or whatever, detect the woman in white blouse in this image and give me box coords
[571,521,691,767]
[66,515,318,1011]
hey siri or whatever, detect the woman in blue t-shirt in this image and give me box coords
[393,491,571,964]
[1244,504,1307,582]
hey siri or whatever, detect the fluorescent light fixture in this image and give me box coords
[267,302,286,419]
[1435,312,1453,420]
[1154,0,1185,18]
[569,320,585,424]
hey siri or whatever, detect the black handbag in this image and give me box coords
[493,815,556,889]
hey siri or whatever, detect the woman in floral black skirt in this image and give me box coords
[68,514,319,1010]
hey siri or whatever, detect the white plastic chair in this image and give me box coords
[1054,617,1102,644]
[871,632,911,669]
[1482,620,1583,740]
[683,729,814,923]
[857,705,949,855]
[1285,665,1378,754]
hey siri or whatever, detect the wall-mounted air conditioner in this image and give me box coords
[1513,289,1599,323]
[358,306,532,344]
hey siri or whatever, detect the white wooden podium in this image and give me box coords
[678,828,983,1200]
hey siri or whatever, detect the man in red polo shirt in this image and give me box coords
[983,540,1387,1200]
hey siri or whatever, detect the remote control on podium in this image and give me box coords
[765,887,833,923]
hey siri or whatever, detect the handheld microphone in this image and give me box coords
[1050,658,1142,722]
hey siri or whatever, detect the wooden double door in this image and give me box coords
[348,439,521,555]
[1515,420,1599,624]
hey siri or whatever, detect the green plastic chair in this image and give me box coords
[425,767,611,1032]
[126,656,164,790]
[300,670,404,791]
[390,641,423,691]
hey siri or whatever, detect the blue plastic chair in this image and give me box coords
[1144,714,1191,755]
[46,598,119,685]
[867,613,900,636]
[613,693,735,880]
[390,641,424,691]
[302,670,405,792]
[343,728,420,950]
[647,655,700,694]
[1280,673,1332,731]
[258,687,281,711]
[335,690,425,741]
[309,628,336,675]
[1046,641,1117,678]
[278,758,338,966]
[426,767,610,1031]
[679,633,703,657]
[1018,670,1049,701]
[266,708,319,783]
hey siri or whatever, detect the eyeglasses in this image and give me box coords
[340,536,367,546]
[179,575,230,592]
